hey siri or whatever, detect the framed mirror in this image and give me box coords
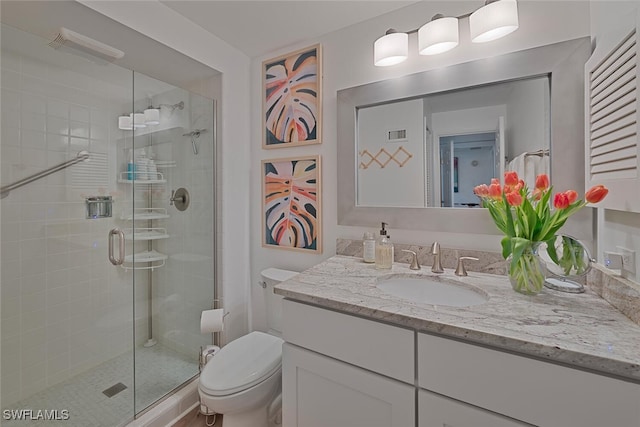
[337,37,591,233]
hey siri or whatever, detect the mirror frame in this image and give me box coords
[337,37,591,234]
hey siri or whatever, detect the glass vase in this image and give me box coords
[507,242,546,295]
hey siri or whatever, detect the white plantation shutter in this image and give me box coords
[585,10,640,212]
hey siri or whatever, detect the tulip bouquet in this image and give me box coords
[474,171,608,294]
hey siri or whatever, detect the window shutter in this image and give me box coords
[585,11,640,212]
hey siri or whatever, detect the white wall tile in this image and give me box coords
[47,116,70,135]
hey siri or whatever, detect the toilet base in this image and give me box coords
[199,368,282,427]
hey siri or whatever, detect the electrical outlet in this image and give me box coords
[616,246,636,275]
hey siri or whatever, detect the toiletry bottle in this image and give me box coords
[127,149,136,180]
[137,149,149,180]
[363,232,376,263]
[375,222,394,270]
[147,147,157,180]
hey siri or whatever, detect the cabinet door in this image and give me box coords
[282,343,414,427]
[419,390,531,427]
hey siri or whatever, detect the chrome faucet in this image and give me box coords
[401,250,421,270]
[430,242,444,273]
[455,256,479,276]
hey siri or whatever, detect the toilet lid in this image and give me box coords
[200,331,283,396]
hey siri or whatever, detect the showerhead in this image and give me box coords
[49,28,124,64]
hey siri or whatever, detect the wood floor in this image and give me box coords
[172,407,222,427]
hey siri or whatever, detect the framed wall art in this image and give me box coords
[263,44,322,148]
[262,155,321,252]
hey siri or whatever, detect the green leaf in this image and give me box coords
[509,237,531,274]
[501,236,512,259]
[545,236,560,264]
[502,194,516,237]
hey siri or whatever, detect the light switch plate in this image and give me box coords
[604,252,623,269]
[616,246,636,275]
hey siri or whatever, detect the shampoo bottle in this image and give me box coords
[127,149,136,181]
[375,222,394,270]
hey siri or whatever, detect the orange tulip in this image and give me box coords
[506,191,523,207]
[504,171,519,187]
[491,178,500,186]
[488,182,502,200]
[535,174,550,190]
[474,184,489,197]
[565,190,578,204]
[554,192,570,209]
[585,185,609,203]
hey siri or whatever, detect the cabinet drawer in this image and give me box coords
[418,333,640,427]
[282,299,414,383]
[283,343,415,427]
[419,389,531,427]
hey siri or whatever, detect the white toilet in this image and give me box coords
[198,268,298,427]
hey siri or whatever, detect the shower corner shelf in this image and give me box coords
[121,250,168,271]
[120,208,170,221]
[118,171,166,184]
[124,228,169,241]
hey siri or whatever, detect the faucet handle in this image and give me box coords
[430,241,440,254]
[455,256,479,276]
[401,250,421,270]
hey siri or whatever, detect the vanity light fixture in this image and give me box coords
[118,114,133,130]
[418,14,459,56]
[131,113,147,129]
[373,0,519,66]
[143,107,160,125]
[374,30,409,67]
[470,0,519,43]
[118,101,184,130]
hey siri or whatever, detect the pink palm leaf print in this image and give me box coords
[265,48,318,144]
[264,159,318,249]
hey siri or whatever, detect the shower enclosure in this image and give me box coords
[1,22,217,426]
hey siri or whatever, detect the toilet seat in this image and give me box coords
[200,331,283,397]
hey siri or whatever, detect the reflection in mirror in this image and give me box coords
[356,76,550,208]
[539,235,593,293]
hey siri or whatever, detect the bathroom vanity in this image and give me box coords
[275,256,640,427]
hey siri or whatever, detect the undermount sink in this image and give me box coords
[376,276,488,307]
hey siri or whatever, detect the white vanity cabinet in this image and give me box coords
[418,333,640,427]
[283,344,414,427]
[281,300,415,427]
[418,390,530,427]
[281,300,640,427]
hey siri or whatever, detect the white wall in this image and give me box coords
[590,1,640,284]
[250,1,591,331]
[357,99,424,207]
[79,1,252,343]
[505,77,550,160]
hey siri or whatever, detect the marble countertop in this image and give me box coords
[274,255,640,383]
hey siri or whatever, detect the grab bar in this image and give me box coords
[0,151,90,199]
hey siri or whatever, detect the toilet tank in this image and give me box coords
[261,268,298,335]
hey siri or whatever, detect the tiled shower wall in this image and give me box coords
[1,26,136,405]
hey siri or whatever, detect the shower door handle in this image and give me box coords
[108,228,125,266]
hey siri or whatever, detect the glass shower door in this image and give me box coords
[1,22,135,426]
[130,72,216,413]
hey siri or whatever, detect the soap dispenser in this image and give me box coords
[375,222,394,270]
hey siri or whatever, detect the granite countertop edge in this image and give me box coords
[274,255,640,383]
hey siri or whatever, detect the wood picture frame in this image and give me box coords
[263,44,322,148]
[262,155,321,252]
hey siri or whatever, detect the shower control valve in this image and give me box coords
[169,187,190,211]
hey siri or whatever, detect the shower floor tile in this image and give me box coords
[2,344,197,427]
